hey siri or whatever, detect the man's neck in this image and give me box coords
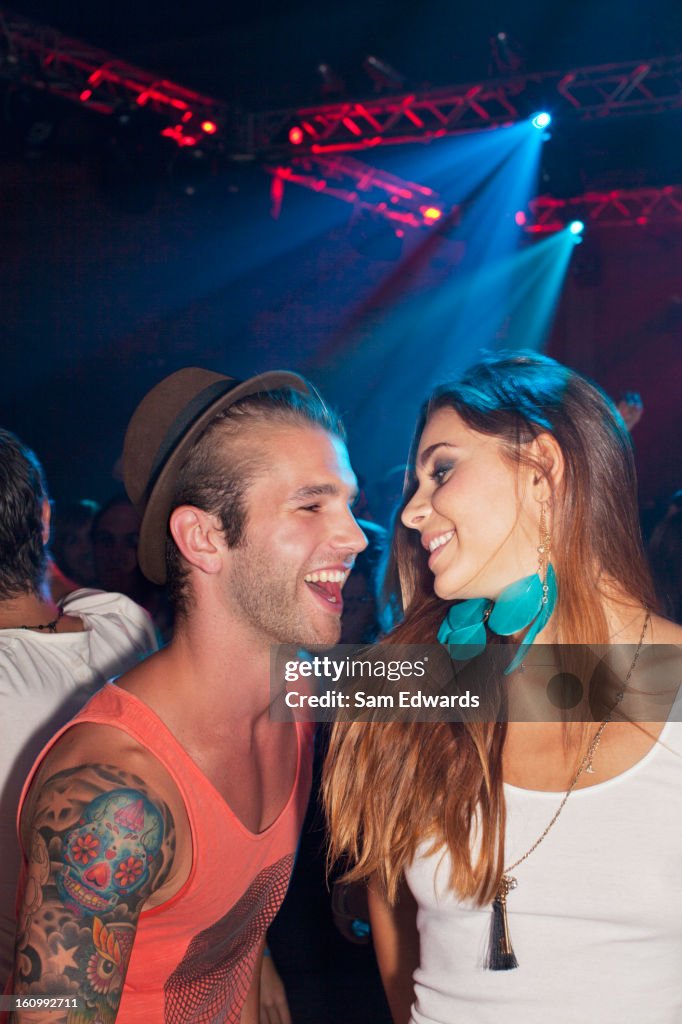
[0,588,60,630]
[151,613,280,729]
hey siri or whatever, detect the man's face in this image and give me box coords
[223,425,367,647]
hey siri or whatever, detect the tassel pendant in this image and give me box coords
[487,875,519,970]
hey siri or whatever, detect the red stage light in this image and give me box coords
[421,206,443,222]
[289,126,304,145]
[515,210,527,225]
[161,126,198,147]
[79,89,92,102]
[201,120,218,134]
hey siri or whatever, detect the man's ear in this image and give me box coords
[169,506,224,576]
[41,499,51,546]
[529,432,564,502]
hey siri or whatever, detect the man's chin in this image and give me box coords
[295,622,341,649]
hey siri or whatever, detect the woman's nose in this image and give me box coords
[400,489,429,531]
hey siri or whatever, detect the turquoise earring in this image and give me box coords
[437,503,557,674]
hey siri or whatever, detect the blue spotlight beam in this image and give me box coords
[322,231,579,493]
[310,129,578,488]
[309,122,546,369]
[273,119,547,232]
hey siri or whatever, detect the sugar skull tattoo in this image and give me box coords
[57,789,164,915]
[13,763,175,1023]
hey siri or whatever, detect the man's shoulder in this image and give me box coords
[30,721,164,791]
[22,720,186,843]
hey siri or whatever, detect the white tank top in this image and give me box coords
[405,719,682,1024]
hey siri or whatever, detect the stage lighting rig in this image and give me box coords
[363,55,406,92]
[317,63,346,97]
[490,31,525,74]
[532,111,552,130]
[421,205,443,223]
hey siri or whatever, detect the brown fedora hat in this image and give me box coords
[123,367,312,584]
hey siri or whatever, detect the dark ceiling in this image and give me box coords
[11,0,682,111]
[2,2,681,509]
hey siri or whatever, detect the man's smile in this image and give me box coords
[303,567,350,612]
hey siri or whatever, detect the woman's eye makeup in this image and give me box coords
[429,461,454,484]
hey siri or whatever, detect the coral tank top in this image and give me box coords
[13,683,313,1023]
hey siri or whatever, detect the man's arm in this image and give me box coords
[11,763,175,1024]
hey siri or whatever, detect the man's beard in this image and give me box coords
[226,541,340,648]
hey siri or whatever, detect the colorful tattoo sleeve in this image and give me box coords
[11,764,175,1023]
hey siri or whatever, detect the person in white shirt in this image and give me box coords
[0,429,157,988]
[325,353,682,1024]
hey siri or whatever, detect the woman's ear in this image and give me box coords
[529,432,565,502]
[169,505,223,576]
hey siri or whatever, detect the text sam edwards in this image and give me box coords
[285,690,480,709]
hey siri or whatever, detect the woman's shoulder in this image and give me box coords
[648,613,682,644]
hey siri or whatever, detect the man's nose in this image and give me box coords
[333,508,369,555]
[346,514,369,554]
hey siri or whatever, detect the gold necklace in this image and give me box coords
[488,610,650,970]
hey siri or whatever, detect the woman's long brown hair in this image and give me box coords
[324,352,657,905]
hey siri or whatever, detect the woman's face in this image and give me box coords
[60,522,96,585]
[401,407,541,601]
[93,502,141,593]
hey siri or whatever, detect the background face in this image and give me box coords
[93,503,142,594]
[60,523,96,585]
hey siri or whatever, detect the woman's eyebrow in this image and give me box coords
[418,442,458,468]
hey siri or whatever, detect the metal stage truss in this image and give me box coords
[0,8,228,146]
[269,158,682,231]
[247,57,682,156]
[269,155,442,229]
[526,186,682,231]
[3,9,682,232]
